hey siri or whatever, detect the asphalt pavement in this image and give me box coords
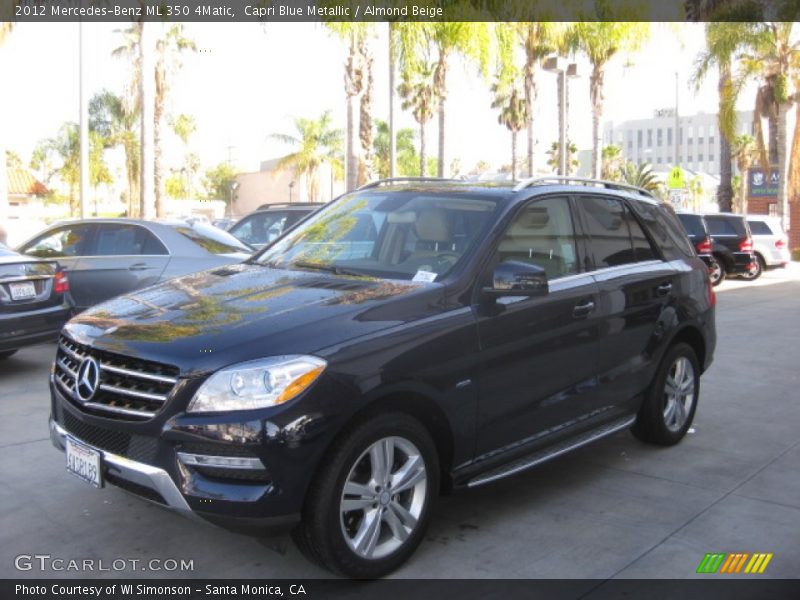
[1,265,799,580]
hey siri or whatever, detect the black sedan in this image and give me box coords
[0,242,74,358]
[17,219,253,311]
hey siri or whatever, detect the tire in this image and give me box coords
[292,412,439,578]
[0,350,18,360]
[708,258,725,286]
[740,255,763,281]
[632,342,700,446]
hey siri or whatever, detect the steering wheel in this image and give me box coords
[435,252,460,267]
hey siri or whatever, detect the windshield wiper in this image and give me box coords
[291,261,366,278]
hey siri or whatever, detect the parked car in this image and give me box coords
[1,242,73,358]
[702,213,759,283]
[675,212,721,285]
[49,177,715,578]
[17,219,253,311]
[746,215,790,271]
[228,203,323,249]
[212,217,237,231]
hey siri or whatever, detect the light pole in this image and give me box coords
[543,57,579,177]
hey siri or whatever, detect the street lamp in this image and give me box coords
[289,181,295,203]
[543,56,579,177]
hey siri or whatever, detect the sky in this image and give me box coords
[0,22,760,182]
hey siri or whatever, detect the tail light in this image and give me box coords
[54,271,69,294]
[775,236,788,249]
[696,237,713,254]
[739,237,754,253]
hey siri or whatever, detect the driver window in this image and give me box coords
[495,197,579,280]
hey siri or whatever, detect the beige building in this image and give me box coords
[232,158,343,217]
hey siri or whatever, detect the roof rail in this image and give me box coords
[512,176,655,198]
[356,177,462,191]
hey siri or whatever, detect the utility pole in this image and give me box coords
[79,22,89,219]
[675,72,680,165]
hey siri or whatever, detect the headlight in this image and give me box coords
[187,355,327,413]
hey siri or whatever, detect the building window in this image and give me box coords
[657,157,662,164]
[688,137,693,145]
[628,140,633,150]
[667,128,673,145]
[698,154,704,162]
[709,136,715,146]
[647,129,653,146]
[679,127,683,144]
[657,129,663,147]
[698,136,704,145]
[637,130,643,147]
[709,154,714,162]
[688,155,693,162]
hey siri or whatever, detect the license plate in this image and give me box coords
[9,281,36,300]
[66,436,104,488]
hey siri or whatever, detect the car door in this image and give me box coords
[79,223,170,306]
[19,223,96,308]
[474,195,602,456]
[574,195,677,412]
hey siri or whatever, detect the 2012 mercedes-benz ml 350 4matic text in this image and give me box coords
[49,177,716,577]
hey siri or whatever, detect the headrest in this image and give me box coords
[415,208,450,242]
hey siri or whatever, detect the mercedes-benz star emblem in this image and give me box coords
[75,357,100,402]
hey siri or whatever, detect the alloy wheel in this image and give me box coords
[662,356,696,432]
[339,436,427,560]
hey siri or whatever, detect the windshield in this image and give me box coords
[165,221,254,255]
[254,191,500,281]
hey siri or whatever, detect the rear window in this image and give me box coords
[747,220,773,235]
[677,213,707,238]
[167,222,253,255]
[705,215,746,237]
[636,203,695,260]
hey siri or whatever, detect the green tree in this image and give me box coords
[203,162,238,207]
[601,144,625,180]
[154,24,196,217]
[374,119,417,179]
[169,114,199,200]
[731,133,757,213]
[737,22,799,233]
[0,13,18,221]
[5,150,23,169]
[572,22,649,179]
[269,111,344,203]
[546,141,579,175]
[90,90,140,217]
[692,23,750,212]
[491,78,527,181]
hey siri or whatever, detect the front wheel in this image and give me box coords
[632,343,700,446]
[292,413,439,578]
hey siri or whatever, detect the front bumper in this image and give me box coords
[49,417,196,518]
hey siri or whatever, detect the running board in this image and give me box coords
[467,415,636,488]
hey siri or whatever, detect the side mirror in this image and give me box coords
[483,260,549,297]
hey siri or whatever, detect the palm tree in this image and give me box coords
[601,144,625,180]
[572,23,649,179]
[692,23,749,212]
[620,162,661,193]
[546,142,579,175]
[737,22,799,233]
[397,59,438,177]
[90,91,140,217]
[154,25,196,217]
[423,21,491,177]
[731,133,757,213]
[269,111,344,203]
[491,82,526,180]
[373,120,417,179]
[326,24,374,191]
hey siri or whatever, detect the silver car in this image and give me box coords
[17,219,252,310]
[746,215,791,270]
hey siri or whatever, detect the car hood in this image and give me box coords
[63,263,442,376]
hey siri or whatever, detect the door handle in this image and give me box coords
[656,281,673,296]
[129,263,150,271]
[572,299,595,318]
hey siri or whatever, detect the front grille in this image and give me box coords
[54,335,180,421]
[61,410,159,463]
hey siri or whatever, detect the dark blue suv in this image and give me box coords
[49,177,716,577]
